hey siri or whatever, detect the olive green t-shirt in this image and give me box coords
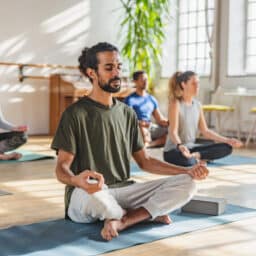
[51,96,144,214]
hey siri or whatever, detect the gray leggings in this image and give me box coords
[0,131,27,153]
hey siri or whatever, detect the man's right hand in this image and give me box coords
[71,170,104,194]
[187,162,209,180]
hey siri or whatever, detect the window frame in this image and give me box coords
[245,0,256,74]
[177,0,215,77]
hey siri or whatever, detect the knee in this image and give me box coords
[165,174,197,196]
[186,176,197,196]
[13,131,28,145]
[177,174,197,199]
[163,150,177,163]
[19,132,28,144]
[223,143,233,154]
[163,151,197,167]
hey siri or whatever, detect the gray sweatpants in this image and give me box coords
[68,174,196,223]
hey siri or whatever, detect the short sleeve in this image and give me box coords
[124,95,131,106]
[150,95,159,110]
[131,113,144,153]
[51,110,77,155]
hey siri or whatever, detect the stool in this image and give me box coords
[245,107,256,147]
[202,104,234,133]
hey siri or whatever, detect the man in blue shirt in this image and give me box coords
[125,70,168,147]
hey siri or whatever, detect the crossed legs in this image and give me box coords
[68,174,196,240]
[0,131,27,160]
[164,143,233,167]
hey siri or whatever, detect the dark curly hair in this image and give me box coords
[78,42,119,82]
[132,70,146,81]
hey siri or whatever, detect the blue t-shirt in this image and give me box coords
[124,92,158,122]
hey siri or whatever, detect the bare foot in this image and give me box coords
[0,152,22,160]
[101,219,124,241]
[154,215,172,224]
[101,207,152,241]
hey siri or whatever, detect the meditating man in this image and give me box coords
[0,105,28,160]
[125,70,168,147]
[51,42,209,241]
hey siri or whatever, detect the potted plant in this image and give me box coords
[119,0,170,89]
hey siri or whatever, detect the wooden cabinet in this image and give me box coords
[49,74,134,135]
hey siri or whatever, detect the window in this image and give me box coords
[246,0,256,73]
[177,0,215,76]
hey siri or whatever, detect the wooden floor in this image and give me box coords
[0,136,256,256]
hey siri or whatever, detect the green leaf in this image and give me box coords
[118,0,170,82]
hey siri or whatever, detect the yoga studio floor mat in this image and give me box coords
[0,150,54,163]
[1,204,256,256]
[130,155,256,175]
[209,154,256,166]
[130,161,146,176]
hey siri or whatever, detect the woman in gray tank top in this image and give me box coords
[163,71,243,167]
[0,105,28,160]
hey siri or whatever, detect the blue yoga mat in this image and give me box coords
[130,162,146,176]
[0,150,54,163]
[1,204,256,256]
[130,155,256,176]
[208,154,256,166]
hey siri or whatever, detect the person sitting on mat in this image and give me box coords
[124,70,168,147]
[51,42,209,241]
[163,70,243,167]
[0,105,28,160]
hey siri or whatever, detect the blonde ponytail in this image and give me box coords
[168,71,183,101]
[168,70,197,101]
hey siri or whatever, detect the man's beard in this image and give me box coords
[99,76,122,93]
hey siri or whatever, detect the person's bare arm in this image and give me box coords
[152,108,169,127]
[132,148,209,180]
[198,107,243,148]
[56,149,104,194]
[168,100,193,158]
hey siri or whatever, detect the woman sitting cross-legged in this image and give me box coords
[163,71,243,167]
[0,105,28,160]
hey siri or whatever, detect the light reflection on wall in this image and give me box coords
[8,97,24,103]
[0,1,92,134]
[41,1,91,56]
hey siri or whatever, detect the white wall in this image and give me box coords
[0,0,121,134]
[1,0,255,136]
